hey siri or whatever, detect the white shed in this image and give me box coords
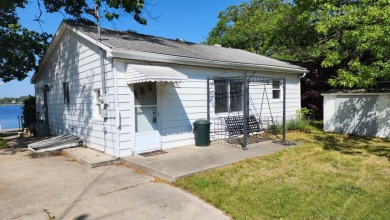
[322,91,390,138]
[31,21,307,157]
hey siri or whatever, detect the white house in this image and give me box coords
[31,21,307,157]
[322,90,390,138]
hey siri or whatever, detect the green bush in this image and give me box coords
[22,95,36,128]
[269,118,312,134]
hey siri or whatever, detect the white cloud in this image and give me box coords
[0,81,4,86]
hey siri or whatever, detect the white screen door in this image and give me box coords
[134,82,160,153]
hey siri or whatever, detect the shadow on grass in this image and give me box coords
[0,133,39,157]
[314,133,390,160]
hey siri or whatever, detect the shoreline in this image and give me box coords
[0,128,20,132]
[0,104,23,106]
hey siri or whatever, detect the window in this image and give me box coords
[63,82,70,105]
[214,79,243,113]
[272,80,281,99]
[230,80,243,112]
[93,89,102,119]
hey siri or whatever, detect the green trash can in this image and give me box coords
[193,119,211,146]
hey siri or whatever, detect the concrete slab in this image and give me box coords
[63,147,118,168]
[121,140,296,182]
[0,148,229,220]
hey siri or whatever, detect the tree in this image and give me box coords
[207,0,390,88]
[0,0,147,82]
[207,0,389,118]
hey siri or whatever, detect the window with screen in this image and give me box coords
[214,79,243,113]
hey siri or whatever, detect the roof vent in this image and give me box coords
[213,44,222,47]
[176,38,185,43]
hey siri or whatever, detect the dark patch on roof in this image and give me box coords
[68,22,305,70]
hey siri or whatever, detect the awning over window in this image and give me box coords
[126,64,188,84]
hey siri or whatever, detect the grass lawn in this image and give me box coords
[176,128,390,219]
[0,132,11,149]
[0,138,8,149]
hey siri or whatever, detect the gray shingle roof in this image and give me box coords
[70,22,305,71]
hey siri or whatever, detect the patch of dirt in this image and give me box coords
[114,163,145,174]
[226,135,272,146]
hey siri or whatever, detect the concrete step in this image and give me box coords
[63,147,118,168]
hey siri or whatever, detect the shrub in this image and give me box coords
[22,96,36,128]
[269,117,312,134]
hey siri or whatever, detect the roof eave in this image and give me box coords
[111,49,307,74]
[31,21,113,84]
[31,21,67,84]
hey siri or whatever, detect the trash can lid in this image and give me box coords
[193,119,211,125]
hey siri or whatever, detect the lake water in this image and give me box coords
[0,105,23,129]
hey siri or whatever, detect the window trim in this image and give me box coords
[272,80,281,99]
[93,88,103,120]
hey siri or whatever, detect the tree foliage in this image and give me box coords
[0,95,30,105]
[207,0,390,88]
[0,0,147,82]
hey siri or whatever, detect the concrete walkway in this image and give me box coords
[121,141,295,182]
[0,143,229,219]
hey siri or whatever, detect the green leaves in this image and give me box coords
[207,0,390,88]
[0,23,51,82]
[313,0,390,87]
[0,0,148,83]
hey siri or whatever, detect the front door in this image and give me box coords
[134,82,160,153]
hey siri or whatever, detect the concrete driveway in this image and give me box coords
[0,148,229,220]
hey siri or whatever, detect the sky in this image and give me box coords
[0,0,247,98]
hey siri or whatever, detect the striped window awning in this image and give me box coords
[125,64,188,84]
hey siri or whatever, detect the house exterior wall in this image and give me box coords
[34,29,120,156]
[119,61,302,152]
[323,93,390,138]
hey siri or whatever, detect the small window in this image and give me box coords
[94,89,102,119]
[63,82,70,105]
[272,80,281,99]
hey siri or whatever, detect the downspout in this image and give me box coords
[112,58,121,157]
[95,6,109,153]
[282,78,287,141]
[97,14,108,116]
[298,71,307,115]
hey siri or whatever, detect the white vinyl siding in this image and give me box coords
[152,65,301,149]
[34,29,118,155]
